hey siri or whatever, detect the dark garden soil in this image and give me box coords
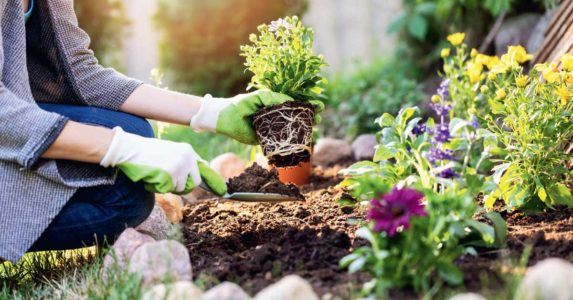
[227,163,305,200]
[183,161,573,298]
[458,207,573,293]
[252,101,314,167]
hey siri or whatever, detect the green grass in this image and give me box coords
[0,248,144,300]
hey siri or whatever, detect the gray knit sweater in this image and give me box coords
[0,0,143,262]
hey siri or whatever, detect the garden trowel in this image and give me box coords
[199,182,304,203]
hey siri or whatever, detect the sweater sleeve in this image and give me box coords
[46,0,143,110]
[0,29,68,168]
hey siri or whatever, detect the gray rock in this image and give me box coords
[495,13,542,56]
[351,134,377,161]
[129,240,192,286]
[142,281,203,300]
[254,275,319,300]
[313,138,352,167]
[136,204,171,240]
[515,258,573,300]
[102,228,154,275]
[201,282,251,300]
[448,293,486,300]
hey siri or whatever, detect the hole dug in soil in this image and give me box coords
[252,101,314,168]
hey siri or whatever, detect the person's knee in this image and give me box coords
[121,116,155,139]
[123,185,155,228]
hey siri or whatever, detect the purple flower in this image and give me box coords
[433,123,451,143]
[470,115,480,129]
[428,148,455,164]
[269,18,292,33]
[367,187,427,236]
[437,79,450,99]
[438,168,459,179]
[431,103,453,117]
[412,123,427,136]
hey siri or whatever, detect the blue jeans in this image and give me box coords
[28,104,155,252]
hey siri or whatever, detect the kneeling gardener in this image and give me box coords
[0,0,295,262]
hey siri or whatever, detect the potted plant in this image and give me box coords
[241,16,327,185]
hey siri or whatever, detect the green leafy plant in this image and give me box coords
[240,16,327,101]
[481,54,573,210]
[322,58,425,139]
[155,0,307,97]
[340,179,504,296]
[388,0,551,73]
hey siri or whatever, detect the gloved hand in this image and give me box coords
[191,90,324,145]
[100,127,227,196]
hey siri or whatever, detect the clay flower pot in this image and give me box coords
[274,160,312,186]
[252,101,314,167]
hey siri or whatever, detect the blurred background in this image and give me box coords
[75,0,557,160]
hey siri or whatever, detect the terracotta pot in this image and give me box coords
[271,159,312,186]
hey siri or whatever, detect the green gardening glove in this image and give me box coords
[190,90,324,145]
[100,127,227,196]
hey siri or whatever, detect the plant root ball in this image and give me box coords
[252,101,314,167]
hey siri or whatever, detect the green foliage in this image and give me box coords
[341,107,494,193]
[389,0,550,73]
[340,182,503,296]
[155,0,307,97]
[74,0,129,69]
[339,106,505,295]
[240,16,327,101]
[482,62,573,210]
[321,58,425,139]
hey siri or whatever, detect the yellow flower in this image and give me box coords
[480,85,489,93]
[507,45,533,64]
[447,32,465,46]
[441,48,451,58]
[496,89,507,100]
[561,53,573,71]
[490,60,510,74]
[467,63,482,84]
[488,72,497,81]
[536,63,560,84]
[515,75,528,88]
[431,95,441,103]
[471,48,478,58]
[557,85,570,105]
[566,74,573,84]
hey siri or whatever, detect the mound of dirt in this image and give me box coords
[227,163,304,200]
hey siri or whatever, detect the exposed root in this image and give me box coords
[252,102,314,167]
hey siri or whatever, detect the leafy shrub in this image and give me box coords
[154,0,307,97]
[338,39,509,293]
[341,181,504,296]
[439,33,573,210]
[482,55,573,210]
[340,102,504,295]
[74,0,129,69]
[321,58,425,139]
[240,16,327,101]
[389,0,554,73]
